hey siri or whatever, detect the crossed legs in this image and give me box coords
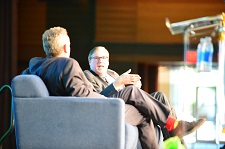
[113,86,205,149]
[115,86,171,149]
[112,85,171,127]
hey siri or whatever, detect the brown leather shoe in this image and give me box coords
[169,118,206,138]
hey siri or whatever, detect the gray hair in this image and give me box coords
[88,46,108,60]
[42,27,69,57]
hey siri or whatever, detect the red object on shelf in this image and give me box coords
[186,51,197,64]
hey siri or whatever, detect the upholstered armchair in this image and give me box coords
[11,75,142,149]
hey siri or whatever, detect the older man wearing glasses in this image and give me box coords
[84,46,205,149]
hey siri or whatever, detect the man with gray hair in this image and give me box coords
[84,46,205,149]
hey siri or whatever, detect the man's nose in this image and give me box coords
[98,58,105,62]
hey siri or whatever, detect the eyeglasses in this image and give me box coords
[90,56,109,61]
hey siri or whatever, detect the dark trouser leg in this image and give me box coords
[150,92,177,118]
[151,92,187,147]
[111,85,171,127]
[125,104,159,149]
[125,104,145,126]
[138,118,158,149]
[150,91,177,140]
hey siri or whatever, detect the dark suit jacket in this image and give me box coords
[22,57,104,98]
[83,69,121,97]
[84,69,146,126]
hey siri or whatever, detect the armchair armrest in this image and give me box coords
[13,97,125,149]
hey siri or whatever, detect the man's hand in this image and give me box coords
[134,80,142,89]
[113,69,141,90]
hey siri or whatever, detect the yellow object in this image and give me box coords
[163,136,186,149]
[174,120,179,129]
[222,127,225,133]
[219,12,225,41]
[222,12,225,27]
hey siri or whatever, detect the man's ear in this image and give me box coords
[63,44,67,53]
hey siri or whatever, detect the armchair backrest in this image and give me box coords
[11,75,125,149]
[11,75,49,98]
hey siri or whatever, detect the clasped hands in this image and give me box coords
[113,69,142,90]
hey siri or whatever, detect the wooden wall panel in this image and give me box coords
[137,2,225,43]
[95,0,137,42]
[18,0,46,72]
[95,0,225,43]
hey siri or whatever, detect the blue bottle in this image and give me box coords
[196,38,205,71]
[204,36,214,71]
[196,37,214,72]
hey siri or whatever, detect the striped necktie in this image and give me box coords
[102,76,109,83]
